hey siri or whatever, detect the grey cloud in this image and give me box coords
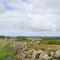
[0,0,60,36]
[32,0,60,15]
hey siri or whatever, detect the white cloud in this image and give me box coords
[0,0,60,36]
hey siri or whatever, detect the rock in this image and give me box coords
[55,50,60,57]
[39,52,52,60]
[21,49,34,60]
[54,50,60,59]
[51,52,55,57]
[32,50,43,60]
[32,50,37,60]
[52,59,59,60]
[50,50,60,59]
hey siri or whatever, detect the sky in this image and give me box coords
[0,0,60,36]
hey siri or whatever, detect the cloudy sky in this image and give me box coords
[0,0,60,36]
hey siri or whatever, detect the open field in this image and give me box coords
[0,36,60,60]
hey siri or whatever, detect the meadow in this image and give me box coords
[0,36,60,60]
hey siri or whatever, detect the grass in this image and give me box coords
[14,37,60,45]
[0,39,17,60]
[0,37,60,60]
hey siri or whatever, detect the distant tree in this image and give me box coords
[0,36,5,39]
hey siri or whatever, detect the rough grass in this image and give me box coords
[0,37,60,60]
[15,37,60,45]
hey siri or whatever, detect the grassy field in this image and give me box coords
[15,37,60,45]
[0,36,60,60]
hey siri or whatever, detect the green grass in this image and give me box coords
[15,37,60,45]
[0,39,17,60]
[0,37,60,60]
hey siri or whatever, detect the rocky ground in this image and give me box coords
[7,40,60,60]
